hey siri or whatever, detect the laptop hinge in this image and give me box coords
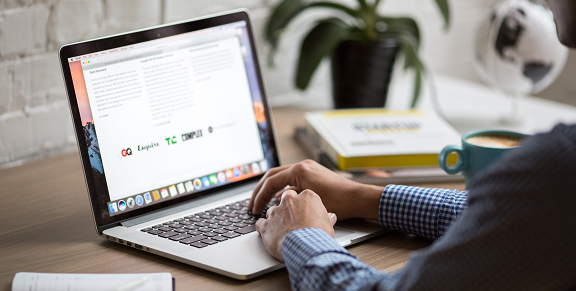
[120,181,258,228]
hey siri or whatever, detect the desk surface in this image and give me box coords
[0,106,464,290]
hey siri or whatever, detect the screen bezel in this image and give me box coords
[59,10,279,231]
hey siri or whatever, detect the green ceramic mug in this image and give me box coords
[438,129,529,188]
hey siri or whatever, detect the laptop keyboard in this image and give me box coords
[140,198,278,248]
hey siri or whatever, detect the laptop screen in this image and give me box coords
[61,13,278,227]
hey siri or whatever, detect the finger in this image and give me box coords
[248,165,291,210]
[274,186,297,200]
[252,169,297,215]
[266,206,276,219]
[255,218,266,234]
[328,213,337,225]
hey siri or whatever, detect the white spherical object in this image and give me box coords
[474,0,568,94]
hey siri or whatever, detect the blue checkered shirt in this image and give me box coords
[281,185,467,290]
[281,124,576,291]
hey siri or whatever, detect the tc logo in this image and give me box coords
[165,136,177,145]
[121,148,132,157]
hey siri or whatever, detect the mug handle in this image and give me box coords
[439,145,468,174]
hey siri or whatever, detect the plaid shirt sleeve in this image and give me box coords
[281,185,468,290]
[281,228,394,291]
[380,184,468,240]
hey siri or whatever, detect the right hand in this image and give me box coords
[248,160,384,221]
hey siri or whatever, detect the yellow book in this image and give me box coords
[304,109,460,171]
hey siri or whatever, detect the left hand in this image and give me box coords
[255,189,338,261]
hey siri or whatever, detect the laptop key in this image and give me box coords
[158,231,179,238]
[203,232,217,237]
[141,228,153,232]
[218,208,232,213]
[180,235,207,244]
[184,225,198,230]
[200,239,218,245]
[194,222,208,227]
[238,214,252,220]
[223,225,239,231]
[158,226,174,231]
[222,232,240,238]
[218,221,232,226]
[235,225,256,234]
[212,236,228,242]
[153,224,164,228]
[147,229,164,235]
[169,233,192,241]
[199,214,212,219]
[189,242,208,248]
[213,229,228,234]
[178,220,192,225]
[187,230,202,236]
[189,217,203,222]
[174,228,188,233]
[233,223,247,228]
[225,213,239,217]
[197,227,211,232]
[214,216,228,221]
[208,224,221,229]
[229,218,242,223]
[205,219,218,224]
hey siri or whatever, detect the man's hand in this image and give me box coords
[255,189,337,261]
[248,160,383,221]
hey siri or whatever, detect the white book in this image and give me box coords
[304,109,461,170]
[12,272,173,291]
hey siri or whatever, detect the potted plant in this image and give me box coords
[265,0,450,108]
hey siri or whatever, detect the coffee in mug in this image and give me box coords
[439,130,529,188]
[465,136,522,148]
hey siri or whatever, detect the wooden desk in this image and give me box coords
[0,106,465,290]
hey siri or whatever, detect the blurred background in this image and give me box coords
[0,0,575,167]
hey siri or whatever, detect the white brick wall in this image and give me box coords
[0,0,575,166]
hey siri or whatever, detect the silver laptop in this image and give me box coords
[59,9,388,280]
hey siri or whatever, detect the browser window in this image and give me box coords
[67,21,272,217]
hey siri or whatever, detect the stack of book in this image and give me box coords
[295,109,464,185]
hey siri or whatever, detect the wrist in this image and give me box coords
[347,183,384,221]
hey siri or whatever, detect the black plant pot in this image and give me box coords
[331,39,399,109]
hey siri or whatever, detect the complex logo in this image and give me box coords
[182,129,203,141]
[121,148,132,157]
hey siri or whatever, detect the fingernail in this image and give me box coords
[329,213,337,224]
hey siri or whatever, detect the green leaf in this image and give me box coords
[433,0,450,30]
[379,17,420,50]
[265,1,359,66]
[396,34,425,108]
[411,66,423,108]
[265,0,306,48]
[296,18,351,89]
[357,0,369,11]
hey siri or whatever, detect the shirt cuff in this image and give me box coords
[281,228,356,285]
[379,184,467,240]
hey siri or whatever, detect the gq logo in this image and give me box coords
[121,148,133,157]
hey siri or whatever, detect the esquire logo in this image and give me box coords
[138,142,160,152]
[121,148,132,157]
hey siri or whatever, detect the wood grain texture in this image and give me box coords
[0,106,465,290]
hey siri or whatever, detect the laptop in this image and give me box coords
[59,9,388,280]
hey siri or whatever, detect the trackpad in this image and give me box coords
[334,227,355,239]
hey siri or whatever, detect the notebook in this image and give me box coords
[58,9,389,280]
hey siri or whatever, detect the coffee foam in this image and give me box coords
[466,135,521,148]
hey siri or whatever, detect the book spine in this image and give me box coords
[304,119,342,169]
